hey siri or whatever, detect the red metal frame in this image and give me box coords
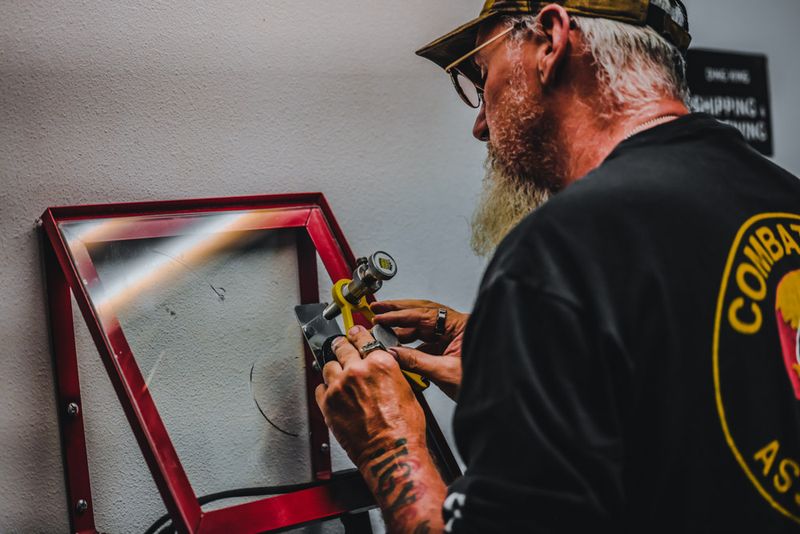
[41,193,460,533]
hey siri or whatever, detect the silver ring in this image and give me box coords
[359,340,386,357]
[434,308,447,337]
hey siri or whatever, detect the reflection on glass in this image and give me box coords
[60,212,318,496]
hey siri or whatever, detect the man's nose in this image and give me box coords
[472,104,489,142]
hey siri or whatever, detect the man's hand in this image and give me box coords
[314,325,426,466]
[371,300,469,400]
[315,325,447,533]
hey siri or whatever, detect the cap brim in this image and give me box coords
[415,11,498,83]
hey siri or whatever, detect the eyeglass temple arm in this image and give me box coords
[444,25,515,73]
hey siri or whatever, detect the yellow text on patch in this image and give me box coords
[727,223,800,334]
[754,440,800,507]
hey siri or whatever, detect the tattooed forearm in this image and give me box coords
[368,438,420,513]
[361,437,446,533]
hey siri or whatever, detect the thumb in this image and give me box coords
[389,346,442,379]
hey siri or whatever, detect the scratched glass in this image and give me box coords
[59,212,357,533]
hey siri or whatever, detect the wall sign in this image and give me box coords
[687,49,773,156]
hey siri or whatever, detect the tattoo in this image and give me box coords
[376,462,399,495]
[367,437,407,463]
[412,520,431,534]
[371,447,408,477]
[387,480,417,513]
[366,438,422,515]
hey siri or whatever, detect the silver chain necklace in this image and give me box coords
[623,114,680,141]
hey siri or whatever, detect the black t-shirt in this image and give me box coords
[443,114,800,532]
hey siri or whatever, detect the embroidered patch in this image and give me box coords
[713,213,800,523]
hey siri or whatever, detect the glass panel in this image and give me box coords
[60,211,318,496]
[74,292,169,533]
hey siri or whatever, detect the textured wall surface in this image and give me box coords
[685,0,800,170]
[2,0,800,531]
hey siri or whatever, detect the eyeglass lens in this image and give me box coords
[453,72,482,109]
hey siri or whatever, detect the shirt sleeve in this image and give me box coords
[443,274,630,533]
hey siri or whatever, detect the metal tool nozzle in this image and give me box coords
[322,301,341,320]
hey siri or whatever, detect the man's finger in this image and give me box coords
[314,383,327,410]
[417,341,445,355]
[370,299,436,313]
[322,359,342,384]
[390,345,443,379]
[372,309,435,328]
[331,336,360,367]
[391,327,421,343]
[346,324,378,356]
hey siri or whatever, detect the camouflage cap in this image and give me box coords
[416,0,690,84]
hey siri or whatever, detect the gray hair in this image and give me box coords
[504,15,689,116]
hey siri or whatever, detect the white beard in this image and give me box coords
[470,150,552,257]
[469,64,564,257]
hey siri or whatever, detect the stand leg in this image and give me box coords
[43,236,97,534]
[297,230,333,480]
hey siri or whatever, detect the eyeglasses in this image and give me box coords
[444,26,515,108]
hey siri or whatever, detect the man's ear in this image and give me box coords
[536,4,572,87]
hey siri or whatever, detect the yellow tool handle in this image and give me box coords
[332,279,430,392]
[401,371,431,392]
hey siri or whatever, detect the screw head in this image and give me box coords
[76,499,88,513]
[66,402,80,417]
[320,443,330,453]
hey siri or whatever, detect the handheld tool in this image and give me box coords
[295,251,429,391]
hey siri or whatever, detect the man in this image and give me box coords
[315,1,800,532]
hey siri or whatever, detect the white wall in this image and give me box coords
[685,0,800,171]
[1,1,799,531]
